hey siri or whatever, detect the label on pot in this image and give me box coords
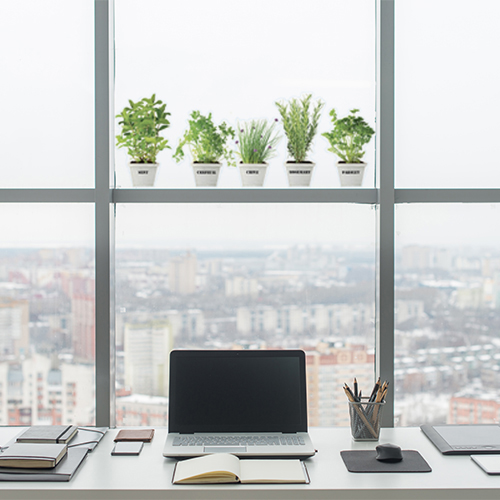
[138,170,149,175]
[246,170,259,174]
[196,170,216,175]
[341,169,361,175]
[289,170,311,174]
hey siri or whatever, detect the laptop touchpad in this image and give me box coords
[204,446,247,453]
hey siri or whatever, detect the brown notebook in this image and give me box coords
[114,429,154,442]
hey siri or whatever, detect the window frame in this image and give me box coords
[2,0,499,427]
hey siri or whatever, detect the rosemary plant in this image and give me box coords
[275,94,324,163]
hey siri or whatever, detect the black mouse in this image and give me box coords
[375,443,403,462]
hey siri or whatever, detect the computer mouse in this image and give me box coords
[375,443,403,462]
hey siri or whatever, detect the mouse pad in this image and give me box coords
[341,450,432,473]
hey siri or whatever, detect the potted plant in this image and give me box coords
[173,111,235,187]
[322,108,375,187]
[236,119,281,186]
[275,94,324,186]
[116,94,171,187]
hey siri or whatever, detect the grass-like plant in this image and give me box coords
[275,94,324,163]
[173,111,235,166]
[322,108,375,163]
[236,119,281,164]
[116,94,171,164]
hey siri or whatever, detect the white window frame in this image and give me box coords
[2,0,499,427]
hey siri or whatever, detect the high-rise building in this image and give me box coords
[164,309,204,342]
[306,345,375,427]
[0,353,94,426]
[0,299,29,356]
[72,296,95,361]
[401,245,433,269]
[449,394,500,425]
[237,303,373,337]
[169,252,197,295]
[115,394,168,427]
[225,276,259,298]
[124,320,174,397]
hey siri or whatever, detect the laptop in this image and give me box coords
[163,349,316,459]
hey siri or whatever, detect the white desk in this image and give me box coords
[1,426,499,500]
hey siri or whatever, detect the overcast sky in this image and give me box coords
[1,1,499,249]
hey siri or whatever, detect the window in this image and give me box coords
[114,0,376,188]
[0,0,94,188]
[394,0,500,425]
[1,0,499,428]
[0,205,95,425]
[395,0,500,188]
[395,204,500,425]
[115,203,377,426]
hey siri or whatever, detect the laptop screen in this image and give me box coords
[168,350,308,433]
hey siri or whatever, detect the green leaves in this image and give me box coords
[236,119,281,164]
[275,94,324,163]
[174,111,235,166]
[116,95,373,168]
[322,108,375,164]
[116,95,171,164]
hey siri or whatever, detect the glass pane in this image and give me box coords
[114,0,376,188]
[0,204,95,425]
[0,1,94,188]
[395,204,500,426]
[115,203,376,426]
[395,0,500,188]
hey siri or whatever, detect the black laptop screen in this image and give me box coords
[168,350,308,433]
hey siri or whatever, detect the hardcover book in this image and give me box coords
[0,447,88,481]
[173,453,310,484]
[0,442,67,468]
[16,425,78,444]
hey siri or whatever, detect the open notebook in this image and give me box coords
[172,453,310,484]
[163,349,316,458]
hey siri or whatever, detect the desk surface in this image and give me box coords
[1,426,499,500]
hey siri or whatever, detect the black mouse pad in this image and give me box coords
[341,450,432,473]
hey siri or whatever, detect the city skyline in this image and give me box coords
[2,240,500,427]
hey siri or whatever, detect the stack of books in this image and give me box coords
[0,425,89,481]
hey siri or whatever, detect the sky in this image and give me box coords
[1,0,499,248]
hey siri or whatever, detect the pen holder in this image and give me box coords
[348,398,385,441]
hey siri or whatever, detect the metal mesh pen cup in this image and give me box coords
[348,397,385,441]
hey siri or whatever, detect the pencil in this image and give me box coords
[344,386,378,439]
[369,377,380,403]
[344,383,356,402]
[371,381,388,424]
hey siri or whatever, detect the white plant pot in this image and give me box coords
[337,162,366,187]
[129,162,159,187]
[285,162,315,187]
[192,163,221,187]
[239,163,268,187]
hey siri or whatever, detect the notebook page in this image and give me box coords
[174,453,240,483]
[239,459,307,483]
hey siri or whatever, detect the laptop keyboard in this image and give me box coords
[173,435,306,446]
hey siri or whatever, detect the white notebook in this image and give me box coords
[471,455,500,475]
[173,453,309,484]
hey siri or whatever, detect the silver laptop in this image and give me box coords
[163,349,316,459]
